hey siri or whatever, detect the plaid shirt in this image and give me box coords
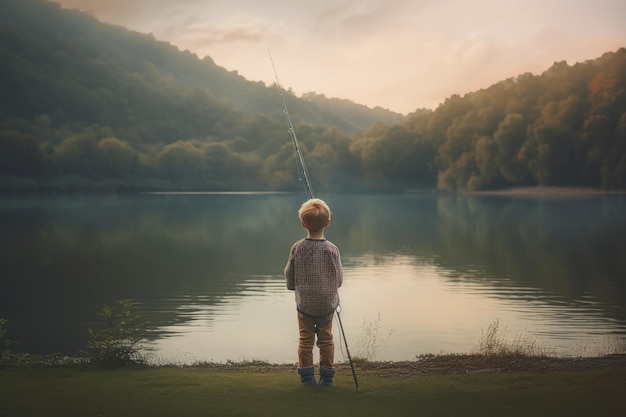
[285,238,343,317]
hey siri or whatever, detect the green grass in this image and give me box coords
[0,365,623,416]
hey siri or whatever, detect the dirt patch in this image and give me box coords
[340,354,626,377]
[185,354,626,377]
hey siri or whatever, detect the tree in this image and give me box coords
[49,132,99,177]
[599,112,626,188]
[0,131,43,176]
[97,137,139,179]
[494,114,530,184]
[437,151,476,191]
[525,97,585,185]
[468,136,499,191]
[261,142,299,189]
[155,141,206,184]
[204,142,231,183]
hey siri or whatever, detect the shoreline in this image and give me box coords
[466,186,626,197]
[173,353,626,377]
[8,353,626,376]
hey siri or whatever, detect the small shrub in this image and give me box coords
[352,312,395,362]
[573,336,626,357]
[0,318,57,368]
[474,319,548,357]
[609,338,626,355]
[85,299,151,367]
[0,318,15,367]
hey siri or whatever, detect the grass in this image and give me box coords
[0,363,624,416]
[352,312,395,361]
[473,318,549,357]
[2,316,625,416]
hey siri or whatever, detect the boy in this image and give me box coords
[285,198,343,387]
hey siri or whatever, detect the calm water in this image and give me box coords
[1,192,625,364]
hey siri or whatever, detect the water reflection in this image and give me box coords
[0,192,625,362]
[340,252,626,360]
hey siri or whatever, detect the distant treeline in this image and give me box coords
[0,0,624,192]
[357,49,626,191]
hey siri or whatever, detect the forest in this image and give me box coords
[1,0,625,192]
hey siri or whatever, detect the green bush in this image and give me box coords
[0,318,15,366]
[85,299,151,367]
[474,319,548,357]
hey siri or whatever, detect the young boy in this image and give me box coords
[285,198,343,386]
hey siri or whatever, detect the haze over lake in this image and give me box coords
[1,191,625,364]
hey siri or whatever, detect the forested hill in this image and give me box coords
[379,49,625,191]
[0,0,624,192]
[0,0,403,134]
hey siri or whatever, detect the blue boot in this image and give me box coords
[297,366,315,386]
[318,367,335,387]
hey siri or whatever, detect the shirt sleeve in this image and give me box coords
[335,247,343,288]
[284,245,296,290]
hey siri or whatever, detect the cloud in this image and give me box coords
[56,0,151,21]
[165,19,270,49]
[310,0,410,36]
[54,0,626,113]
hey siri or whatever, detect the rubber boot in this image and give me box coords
[318,367,335,387]
[297,366,315,386]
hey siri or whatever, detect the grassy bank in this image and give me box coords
[1,357,624,417]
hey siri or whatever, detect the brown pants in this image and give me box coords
[297,311,335,369]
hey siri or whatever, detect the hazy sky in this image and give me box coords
[55,0,626,114]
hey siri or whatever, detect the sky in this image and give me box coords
[55,0,626,114]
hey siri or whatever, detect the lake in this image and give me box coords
[1,191,625,364]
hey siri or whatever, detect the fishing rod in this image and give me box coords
[268,51,314,200]
[269,51,359,391]
[335,305,360,390]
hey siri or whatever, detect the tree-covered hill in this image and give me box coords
[0,0,403,136]
[0,0,402,191]
[0,0,624,192]
[350,49,626,191]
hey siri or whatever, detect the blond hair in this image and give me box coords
[298,198,332,233]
